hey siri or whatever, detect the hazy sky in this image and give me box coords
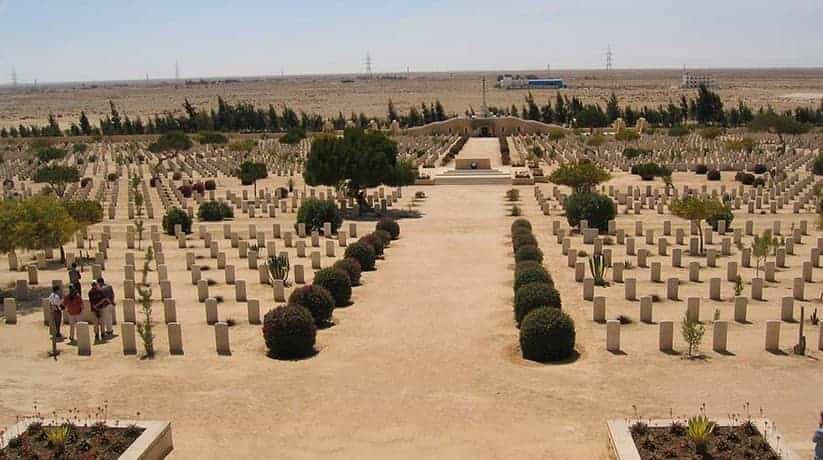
[1,0,822,83]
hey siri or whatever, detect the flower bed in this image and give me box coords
[1,419,172,460]
[607,418,799,460]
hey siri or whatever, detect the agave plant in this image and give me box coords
[687,415,715,453]
[46,425,70,448]
[588,255,607,286]
[267,254,290,286]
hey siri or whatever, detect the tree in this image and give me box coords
[748,109,808,155]
[33,165,80,199]
[79,111,93,135]
[13,195,79,263]
[63,200,103,227]
[548,160,611,193]
[669,195,727,255]
[750,230,778,278]
[304,128,404,213]
[694,85,724,125]
[236,161,268,197]
[606,92,621,122]
[387,99,398,122]
[681,313,705,357]
[148,131,192,153]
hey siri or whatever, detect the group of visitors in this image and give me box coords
[46,262,116,344]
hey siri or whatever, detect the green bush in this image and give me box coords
[563,192,616,232]
[313,268,352,307]
[813,154,823,176]
[707,170,721,181]
[262,305,316,359]
[623,147,652,159]
[514,265,553,292]
[162,207,192,235]
[667,125,689,137]
[376,217,400,239]
[514,282,562,326]
[333,258,363,286]
[706,203,734,231]
[204,179,217,190]
[288,285,335,325]
[344,242,376,271]
[519,307,576,362]
[359,234,385,256]
[197,131,228,145]
[512,232,537,252]
[373,229,393,246]
[515,245,543,264]
[296,198,342,234]
[511,218,532,233]
[515,260,544,278]
[63,200,103,226]
[695,164,708,174]
[149,131,192,153]
[197,201,234,221]
[631,162,671,180]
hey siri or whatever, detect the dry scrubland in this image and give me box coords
[3,68,823,129]
[0,126,822,458]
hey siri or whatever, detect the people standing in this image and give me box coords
[47,286,64,340]
[68,262,81,293]
[97,277,115,336]
[814,410,823,460]
[62,288,83,344]
[87,282,111,342]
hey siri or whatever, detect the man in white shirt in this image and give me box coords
[47,285,64,339]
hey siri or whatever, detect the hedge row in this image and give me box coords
[510,218,575,363]
[262,217,402,360]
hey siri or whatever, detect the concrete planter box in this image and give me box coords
[607,418,799,460]
[414,179,435,186]
[1,419,173,460]
[512,177,534,185]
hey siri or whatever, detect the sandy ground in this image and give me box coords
[1,142,822,458]
[3,68,823,130]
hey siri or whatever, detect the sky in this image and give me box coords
[0,0,822,83]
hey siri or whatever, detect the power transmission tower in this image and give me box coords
[364,52,373,79]
[175,60,180,80]
[605,45,614,71]
[10,66,17,86]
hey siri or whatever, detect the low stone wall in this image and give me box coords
[404,116,560,137]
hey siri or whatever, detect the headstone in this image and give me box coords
[3,298,17,324]
[667,278,679,300]
[236,280,247,301]
[765,320,780,352]
[168,322,183,355]
[659,320,674,352]
[205,298,218,325]
[121,322,137,355]
[687,297,700,322]
[164,299,177,323]
[593,296,606,322]
[734,297,747,323]
[215,322,231,355]
[625,278,637,300]
[248,299,261,325]
[606,320,620,352]
[780,297,794,322]
[77,322,91,356]
[640,296,653,323]
[712,321,728,353]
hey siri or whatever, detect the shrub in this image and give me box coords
[694,164,708,174]
[614,129,640,142]
[563,192,616,232]
[751,164,767,174]
[376,217,400,239]
[106,173,118,182]
[514,265,553,292]
[753,177,766,187]
[623,147,651,159]
[312,268,351,307]
[80,177,92,188]
[706,170,721,181]
[359,233,385,256]
[515,244,543,264]
[632,162,671,181]
[204,179,216,190]
[373,229,392,246]
[63,200,103,225]
[515,260,544,278]
[192,182,205,195]
[149,131,192,153]
[262,305,316,359]
[511,218,532,233]
[814,154,823,176]
[512,232,537,251]
[333,258,363,286]
[198,201,234,221]
[668,125,689,137]
[735,172,755,185]
[296,198,342,234]
[344,242,376,271]
[197,131,228,145]
[514,282,562,326]
[178,184,193,198]
[519,307,576,362]
[288,285,335,325]
[548,160,611,192]
[706,203,734,231]
[172,172,183,181]
[162,207,192,235]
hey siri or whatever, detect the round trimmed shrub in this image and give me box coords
[172,172,183,180]
[288,285,335,325]
[312,268,352,307]
[735,171,755,185]
[511,218,532,234]
[563,191,616,232]
[695,164,708,174]
[519,307,576,362]
[374,229,393,247]
[514,282,562,326]
[198,201,234,221]
[296,198,342,234]
[814,154,823,176]
[333,258,363,286]
[80,177,92,188]
[359,234,385,256]
[707,203,734,231]
[514,265,553,292]
[263,305,316,359]
[515,244,543,264]
[376,217,400,239]
[344,242,376,271]
[192,182,205,195]
[512,232,537,251]
[204,179,217,191]
[515,260,543,277]
[178,184,193,198]
[106,173,118,182]
[162,207,192,235]
[707,170,721,181]
[751,164,768,174]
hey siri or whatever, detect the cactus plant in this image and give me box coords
[267,254,290,285]
[588,255,607,286]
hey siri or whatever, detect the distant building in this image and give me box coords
[497,76,566,90]
[681,72,715,89]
